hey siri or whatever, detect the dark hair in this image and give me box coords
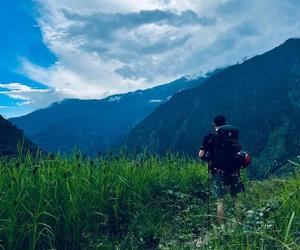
[213,115,226,127]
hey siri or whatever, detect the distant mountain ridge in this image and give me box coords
[10,76,206,154]
[124,38,300,177]
[0,115,36,156]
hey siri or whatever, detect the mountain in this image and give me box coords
[0,115,36,156]
[10,76,206,154]
[124,38,300,177]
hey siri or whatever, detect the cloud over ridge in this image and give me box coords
[2,0,300,117]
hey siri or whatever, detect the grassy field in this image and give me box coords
[0,151,299,249]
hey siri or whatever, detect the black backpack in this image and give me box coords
[211,125,242,173]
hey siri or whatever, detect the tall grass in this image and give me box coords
[159,161,300,250]
[0,151,299,249]
[0,152,207,249]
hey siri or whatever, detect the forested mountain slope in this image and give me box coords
[124,38,300,177]
[0,115,36,156]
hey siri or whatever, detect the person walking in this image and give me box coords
[199,115,245,225]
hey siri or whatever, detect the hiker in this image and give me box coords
[198,115,245,225]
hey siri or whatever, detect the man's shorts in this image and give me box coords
[210,171,244,199]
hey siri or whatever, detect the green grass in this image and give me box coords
[0,151,299,249]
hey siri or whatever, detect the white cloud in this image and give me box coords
[0,82,62,109]
[10,0,300,114]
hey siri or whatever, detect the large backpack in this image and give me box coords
[211,125,242,173]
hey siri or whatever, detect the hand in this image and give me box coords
[199,150,205,159]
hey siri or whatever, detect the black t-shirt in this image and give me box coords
[200,133,215,162]
[200,133,214,151]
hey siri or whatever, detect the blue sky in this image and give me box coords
[1,0,300,118]
[0,0,55,117]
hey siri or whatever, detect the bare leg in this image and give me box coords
[216,199,224,225]
[232,195,237,208]
[231,195,240,221]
